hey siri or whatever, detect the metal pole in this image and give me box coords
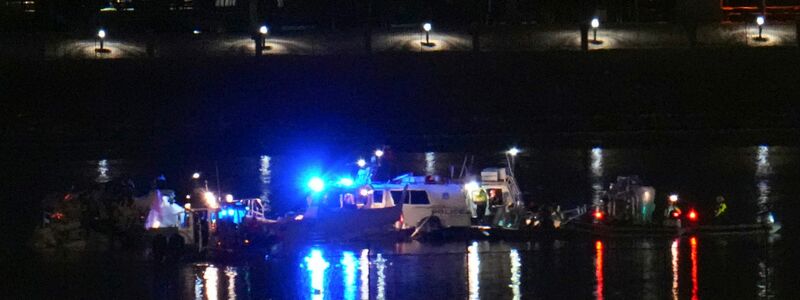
[426,32,430,44]
[759,25,763,39]
[593,28,597,42]
[100,39,104,50]
[215,161,221,198]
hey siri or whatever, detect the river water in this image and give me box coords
[15,236,795,299]
[15,145,800,299]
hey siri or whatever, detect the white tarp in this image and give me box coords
[143,189,184,229]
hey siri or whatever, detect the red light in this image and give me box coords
[688,210,698,221]
[594,210,603,219]
[672,212,680,218]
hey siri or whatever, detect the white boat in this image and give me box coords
[372,178,473,229]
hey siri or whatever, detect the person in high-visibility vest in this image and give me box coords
[474,189,488,223]
[714,196,728,221]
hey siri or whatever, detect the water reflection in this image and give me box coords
[425,152,436,176]
[755,146,771,222]
[341,251,357,300]
[375,253,387,300]
[259,155,272,202]
[690,237,698,300]
[224,266,237,300]
[359,249,369,300]
[509,249,521,300]
[671,239,679,300]
[757,257,774,299]
[96,159,110,183]
[194,271,203,300]
[204,265,219,300]
[594,241,604,300]
[468,242,481,300]
[304,249,330,299]
[590,147,604,206]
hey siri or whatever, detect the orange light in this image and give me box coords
[595,240,604,300]
[690,236,699,300]
[688,210,698,221]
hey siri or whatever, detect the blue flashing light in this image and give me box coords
[338,177,354,187]
[227,209,235,216]
[219,210,227,217]
[308,177,325,193]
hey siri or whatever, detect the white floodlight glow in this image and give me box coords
[465,181,480,192]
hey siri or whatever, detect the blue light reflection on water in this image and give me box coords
[304,248,330,299]
[299,247,384,300]
[341,251,357,300]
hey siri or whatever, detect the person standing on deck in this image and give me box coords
[714,196,728,224]
[474,189,488,224]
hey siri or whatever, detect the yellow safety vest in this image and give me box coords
[474,190,488,203]
[715,203,727,217]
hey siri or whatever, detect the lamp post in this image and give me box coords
[506,147,520,175]
[590,18,599,42]
[756,16,765,40]
[423,22,432,45]
[259,25,268,48]
[97,29,106,50]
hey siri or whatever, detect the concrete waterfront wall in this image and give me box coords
[0,22,797,59]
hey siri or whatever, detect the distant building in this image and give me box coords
[721,0,800,19]
[4,0,36,13]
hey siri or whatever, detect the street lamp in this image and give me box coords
[374,149,384,158]
[97,29,106,50]
[506,147,520,174]
[357,159,367,168]
[507,147,520,157]
[192,172,201,179]
[756,16,765,40]
[422,22,432,46]
[259,25,269,48]
[590,18,599,42]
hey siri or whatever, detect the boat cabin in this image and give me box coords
[372,180,473,229]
